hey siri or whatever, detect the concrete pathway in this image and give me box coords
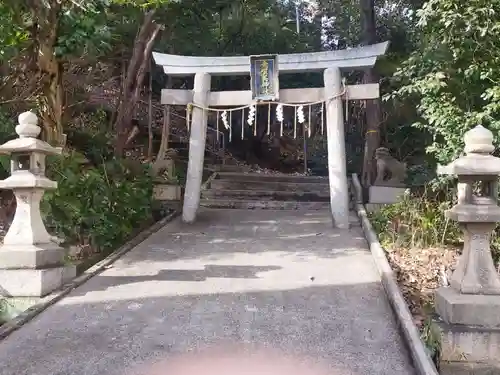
[0,209,414,375]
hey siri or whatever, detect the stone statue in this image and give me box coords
[373,147,406,187]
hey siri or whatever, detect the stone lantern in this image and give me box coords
[0,112,68,298]
[434,125,500,374]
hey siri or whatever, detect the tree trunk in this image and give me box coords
[147,58,154,161]
[33,1,64,145]
[360,0,381,187]
[113,10,162,156]
[153,75,173,176]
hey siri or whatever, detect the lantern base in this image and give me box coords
[435,286,500,328]
[0,266,75,297]
[432,316,500,375]
[0,242,65,269]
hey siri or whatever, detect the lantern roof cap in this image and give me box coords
[0,112,61,155]
[437,125,500,176]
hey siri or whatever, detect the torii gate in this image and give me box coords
[152,42,389,229]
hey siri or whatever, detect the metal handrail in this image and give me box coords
[171,111,226,164]
[207,126,225,150]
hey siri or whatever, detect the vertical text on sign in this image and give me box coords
[250,54,279,102]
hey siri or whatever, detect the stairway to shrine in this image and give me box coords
[200,170,332,210]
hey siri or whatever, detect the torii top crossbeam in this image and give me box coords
[152,42,389,76]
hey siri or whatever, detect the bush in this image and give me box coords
[370,188,461,249]
[370,185,500,265]
[65,127,114,166]
[41,151,154,252]
[0,108,155,257]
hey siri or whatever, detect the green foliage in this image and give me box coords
[421,317,441,365]
[370,186,500,265]
[155,0,321,58]
[0,2,29,61]
[67,128,114,166]
[0,298,8,325]
[0,0,153,62]
[388,0,500,165]
[370,188,460,249]
[42,152,154,251]
[0,109,16,179]
[65,109,115,166]
[56,1,113,58]
[0,1,111,61]
[113,0,179,6]
[405,163,436,186]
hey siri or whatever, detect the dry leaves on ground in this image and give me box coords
[248,165,305,175]
[385,245,459,328]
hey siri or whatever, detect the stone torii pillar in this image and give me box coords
[324,68,349,229]
[182,72,211,223]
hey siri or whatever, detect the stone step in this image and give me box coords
[199,199,331,210]
[209,179,330,192]
[165,140,188,149]
[177,148,219,158]
[215,172,329,184]
[214,165,251,173]
[177,155,219,166]
[201,189,330,201]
